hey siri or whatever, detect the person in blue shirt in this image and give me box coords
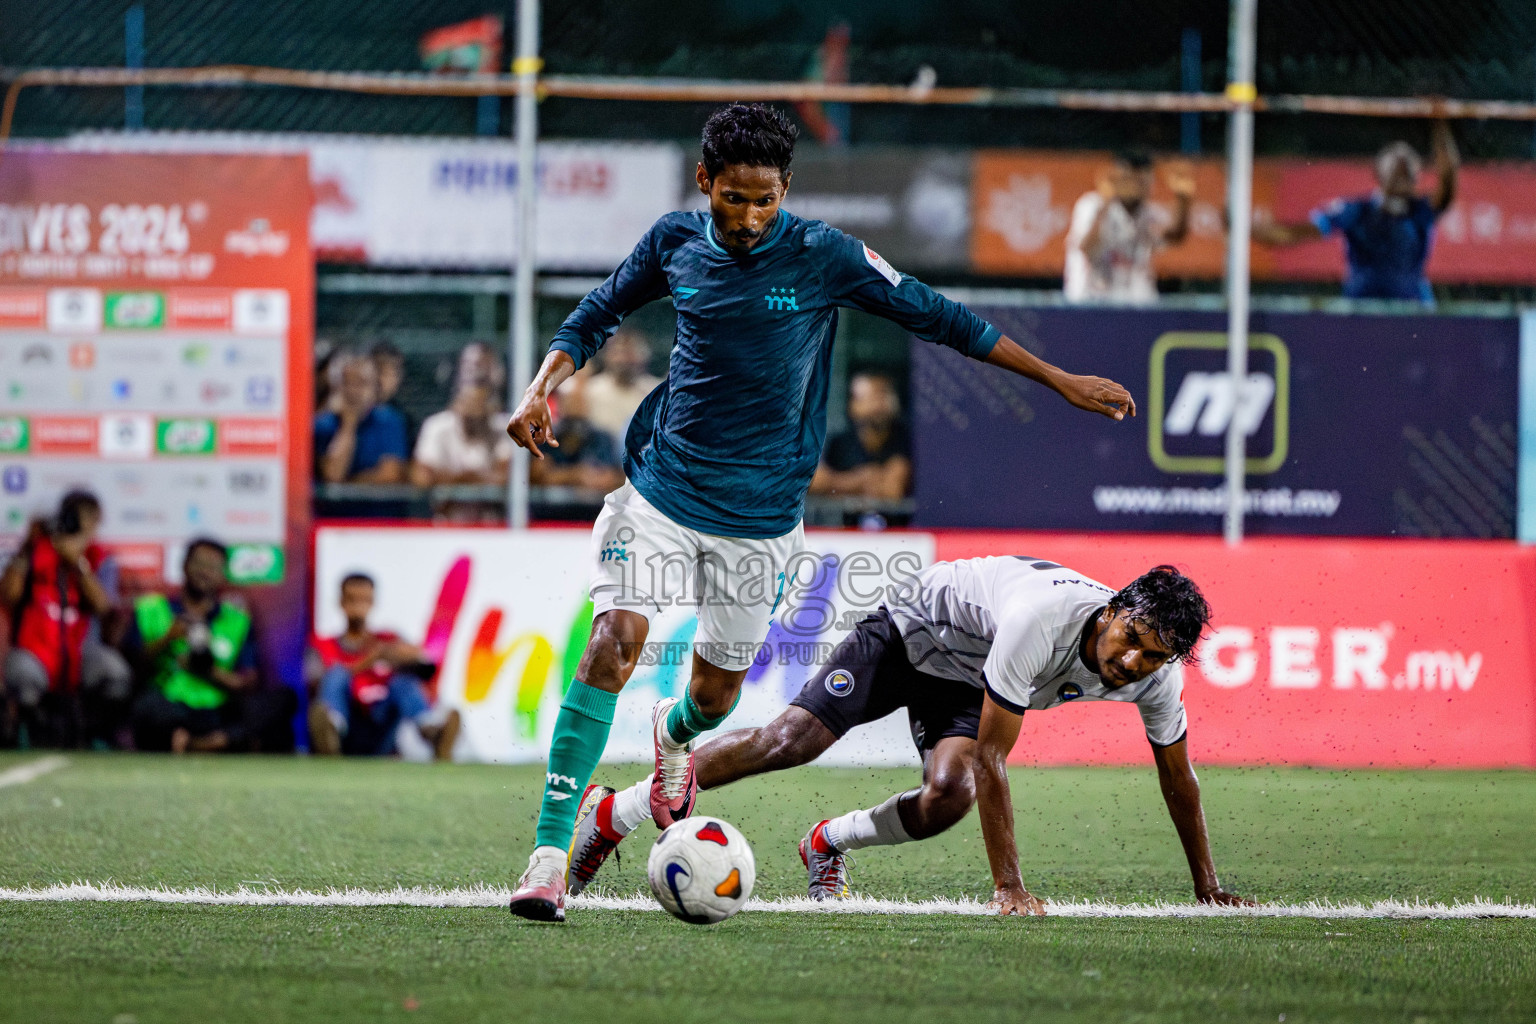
[314,350,411,484]
[1254,121,1459,303]
[504,104,1137,922]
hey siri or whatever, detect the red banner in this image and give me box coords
[0,150,314,689]
[970,151,1536,285]
[933,532,1536,768]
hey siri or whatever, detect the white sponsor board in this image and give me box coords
[315,527,937,766]
[63,133,684,270]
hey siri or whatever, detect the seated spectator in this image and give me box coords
[370,339,416,447]
[412,382,511,487]
[1064,150,1195,306]
[314,350,410,484]
[810,371,912,500]
[412,381,513,522]
[1253,121,1459,303]
[1,491,131,748]
[126,538,296,753]
[456,341,507,394]
[583,327,662,449]
[306,573,460,760]
[528,384,626,494]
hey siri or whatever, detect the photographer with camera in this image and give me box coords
[126,538,294,753]
[1,490,132,748]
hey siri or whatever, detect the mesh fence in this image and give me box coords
[1,0,1532,158]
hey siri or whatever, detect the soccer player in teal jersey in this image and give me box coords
[505,104,1137,921]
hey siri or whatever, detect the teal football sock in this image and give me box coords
[532,680,618,851]
[664,687,731,746]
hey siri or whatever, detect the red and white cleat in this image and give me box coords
[648,698,698,829]
[509,849,568,922]
[799,820,852,901]
[566,784,623,897]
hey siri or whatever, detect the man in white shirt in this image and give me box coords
[1063,150,1195,305]
[579,327,662,450]
[411,381,511,521]
[565,558,1250,913]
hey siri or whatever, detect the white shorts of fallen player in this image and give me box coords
[588,482,806,672]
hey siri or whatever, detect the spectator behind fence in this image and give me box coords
[810,371,912,499]
[412,381,513,521]
[370,339,417,448]
[582,327,662,449]
[1253,121,1459,303]
[306,573,460,760]
[314,350,410,484]
[457,340,507,394]
[126,538,296,753]
[527,380,626,493]
[1,491,131,748]
[1063,150,1195,305]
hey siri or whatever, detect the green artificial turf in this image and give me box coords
[2,752,1534,1023]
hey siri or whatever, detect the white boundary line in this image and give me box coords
[2,883,1534,919]
[0,756,68,789]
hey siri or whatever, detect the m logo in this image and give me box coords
[1148,332,1289,475]
[764,287,798,312]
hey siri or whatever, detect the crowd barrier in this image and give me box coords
[315,525,1534,769]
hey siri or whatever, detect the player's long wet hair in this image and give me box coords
[1107,565,1210,662]
[700,103,798,182]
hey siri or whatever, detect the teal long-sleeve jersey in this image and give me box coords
[549,209,1001,539]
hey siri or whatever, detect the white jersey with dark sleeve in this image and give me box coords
[885,556,1188,747]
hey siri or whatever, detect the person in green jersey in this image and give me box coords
[126,538,294,753]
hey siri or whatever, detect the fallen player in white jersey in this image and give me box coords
[566,558,1253,913]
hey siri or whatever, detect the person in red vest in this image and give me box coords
[307,572,460,760]
[1,491,131,748]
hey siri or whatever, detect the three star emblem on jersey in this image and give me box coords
[764,287,798,311]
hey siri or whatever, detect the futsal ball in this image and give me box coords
[646,817,756,924]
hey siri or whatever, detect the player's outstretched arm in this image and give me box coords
[505,350,577,459]
[974,694,1047,917]
[1151,738,1254,906]
[984,335,1136,421]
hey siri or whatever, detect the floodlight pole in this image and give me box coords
[1223,0,1257,546]
[507,0,540,530]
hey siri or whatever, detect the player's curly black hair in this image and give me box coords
[700,103,799,181]
[1106,565,1210,662]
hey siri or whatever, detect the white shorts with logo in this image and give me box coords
[588,482,806,671]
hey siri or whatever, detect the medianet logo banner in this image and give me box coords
[914,306,1518,538]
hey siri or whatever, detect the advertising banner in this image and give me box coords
[969,151,1236,280]
[315,527,935,766]
[913,307,1518,537]
[970,150,1536,285]
[65,133,684,270]
[678,148,974,273]
[934,532,1535,769]
[316,526,1534,769]
[1269,160,1536,285]
[0,150,313,687]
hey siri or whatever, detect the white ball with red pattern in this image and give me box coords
[646,817,756,924]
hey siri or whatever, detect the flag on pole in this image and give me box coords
[795,23,851,147]
[420,15,504,75]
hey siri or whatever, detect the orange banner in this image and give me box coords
[970,150,1536,285]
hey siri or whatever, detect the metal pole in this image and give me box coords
[124,4,144,130]
[507,0,540,530]
[1223,0,1257,546]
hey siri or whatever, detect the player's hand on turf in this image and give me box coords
[506,392,559,458]
[1197,888,1255,907]
[987,884,1047,917]
[1057,374,1136,421]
